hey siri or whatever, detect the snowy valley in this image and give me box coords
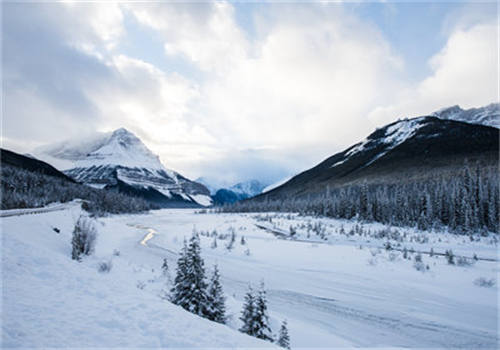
[2,104,499,348]
[2,205,498,348]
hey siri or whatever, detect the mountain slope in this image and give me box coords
[1,148,75,183]
[0,149,154,213]
[258,116,498,200]
[35,129,212,208]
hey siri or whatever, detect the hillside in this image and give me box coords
[1,206,274,348]
[1,148,75,182]
[0,148,154,214]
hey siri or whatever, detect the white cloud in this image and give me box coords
[126,3,406,177]
[2,2,497,184]
[126,2,248,73]
[368,21,497,125]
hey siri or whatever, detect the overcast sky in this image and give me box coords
[2,1,497,185]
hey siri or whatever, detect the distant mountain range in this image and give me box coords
[196,178,268,205]
[432,103,499,128]
[34,128,212,208]
[212,180,268,205]
[255,103,499,201]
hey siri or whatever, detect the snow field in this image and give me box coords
[2,206,498,348]
[1,207,274,348]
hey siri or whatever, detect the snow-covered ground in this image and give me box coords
[2,207,499,348]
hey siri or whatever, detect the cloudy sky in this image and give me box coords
[2,1,497,185]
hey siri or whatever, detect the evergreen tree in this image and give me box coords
[239,286,256,336]
[171,235,209,317]
[171,239,188,305]
[206,265,226,323]
[277,320,291,349]
[254,282,274,342]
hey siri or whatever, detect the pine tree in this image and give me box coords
[239,286,256,336]
[206,265,226,323]
[171,235,209,317]
[277,320,291,349]
[171,239,188,304]
[254,282,274,342]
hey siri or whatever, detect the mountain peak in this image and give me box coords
[431,103,498,128]
[35,128,164,171]
[111,127,135,138]
[432,105,463,116]
[81,128,163,170]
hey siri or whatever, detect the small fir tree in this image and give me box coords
[277,320,291,349]
[239,286,256,336]
[254,282,274,342]
[206,265,226,323]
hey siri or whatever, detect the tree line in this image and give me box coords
[222,165,499,234]
[1,164,156,215]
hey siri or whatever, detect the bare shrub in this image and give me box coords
[474,277,496,288]
[370,249,379,257]
[456,256,474,267]
[413,253,425,272]
[388,252,399,262]
[98,260,113,273]
[71,216,97,261]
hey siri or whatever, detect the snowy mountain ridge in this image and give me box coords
[257,104,499,201]
[431,103,499,128]
[202,179,268,205]
[35,128,211,207]
[330,117,428,169]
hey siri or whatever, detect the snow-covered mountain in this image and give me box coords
[195,177,231,195]
[254,104,499,201]
[262,176,293,194]
[432,103,499,128]
[34,128,212,207]
[205,179,268,205]
[230,180,268,198]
